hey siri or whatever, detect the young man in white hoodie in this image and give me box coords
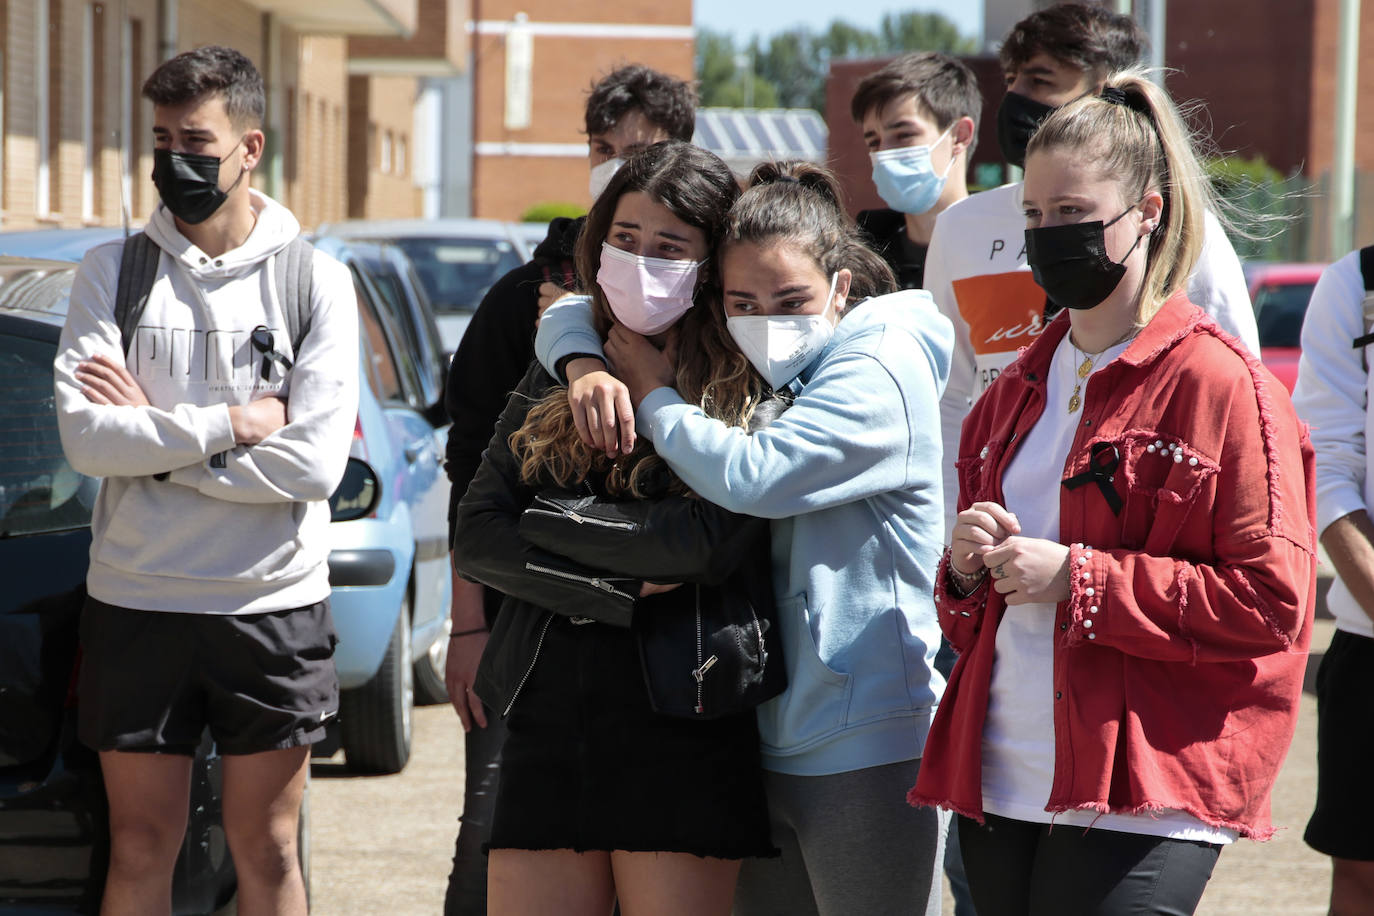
[1293,249,1374,916]
[54,46,357,915]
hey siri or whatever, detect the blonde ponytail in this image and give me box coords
[1027,68,1213,323]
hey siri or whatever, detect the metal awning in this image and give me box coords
[694,108,829,176]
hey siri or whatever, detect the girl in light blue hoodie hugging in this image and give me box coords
[536,161,955,915]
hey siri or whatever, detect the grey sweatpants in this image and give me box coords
[734,758,946,916]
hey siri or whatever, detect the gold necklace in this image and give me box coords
[1067,327,1138,413]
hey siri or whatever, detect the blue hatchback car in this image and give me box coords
[310,236,452,775]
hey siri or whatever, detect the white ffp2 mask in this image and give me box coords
[726,273,840,389]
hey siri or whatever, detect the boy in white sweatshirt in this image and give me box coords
[1292,249,1374,915]
[54,46,357,915]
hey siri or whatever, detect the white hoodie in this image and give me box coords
[55,191,359,614]
[1292,251,1374,638]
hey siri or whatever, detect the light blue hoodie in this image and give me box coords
[535,290,953,775]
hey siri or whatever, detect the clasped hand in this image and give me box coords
[951,501,1071,605]
[566,323,672,458]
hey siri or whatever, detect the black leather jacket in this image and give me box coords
[454,362,782,718]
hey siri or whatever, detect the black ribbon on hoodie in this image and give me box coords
[250,325,294,382]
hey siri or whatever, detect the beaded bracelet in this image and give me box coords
[947,562,987,598]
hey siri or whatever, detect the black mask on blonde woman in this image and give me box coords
[1024,204,1141,312]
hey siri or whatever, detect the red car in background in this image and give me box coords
[1246,262,1327,393]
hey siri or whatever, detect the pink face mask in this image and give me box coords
[596,242,700,335]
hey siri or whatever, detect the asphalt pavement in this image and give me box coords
[307,620,1337,915]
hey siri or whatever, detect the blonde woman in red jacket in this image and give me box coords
[909,70,1316,915]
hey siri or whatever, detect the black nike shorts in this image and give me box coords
[77,595,339,756]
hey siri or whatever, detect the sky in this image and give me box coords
[692,0,985,46]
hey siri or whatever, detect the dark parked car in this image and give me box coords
[0,255,378,912]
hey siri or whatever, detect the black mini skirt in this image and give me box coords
[488,613,775,859]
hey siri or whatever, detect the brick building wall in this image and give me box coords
[1164,0,1315,177]
[284,35,350,229]
[0,0,418,232]
[347,74,419,219]
[176,0,263,64]
[469,0,693,219]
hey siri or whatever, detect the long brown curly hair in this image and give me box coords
[511,141,761,497]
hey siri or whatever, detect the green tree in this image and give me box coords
[696,28,781,108]
[878,12,978,55]
[756,30,824,109]
[696,12,976,113]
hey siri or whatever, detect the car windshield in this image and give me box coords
[1255,281,1317,348]
[390,237,523,314]
[0,333,99,537]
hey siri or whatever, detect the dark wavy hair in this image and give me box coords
[512,142,756,497]
[584,65,696,142]
[721,161,897,307]
[1000,3,1146,83]
[850,52,983,158]
[142,46,265,130]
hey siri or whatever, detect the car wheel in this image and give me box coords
[413,613,450,706]
[338,595,413,774]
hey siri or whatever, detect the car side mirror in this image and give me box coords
[329,457,380,522]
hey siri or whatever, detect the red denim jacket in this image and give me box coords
[909,292,1316,839]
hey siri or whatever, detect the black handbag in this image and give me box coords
[633,580,785,719]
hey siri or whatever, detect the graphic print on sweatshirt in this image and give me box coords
[950,270,1047,395]
[130,323,290,396]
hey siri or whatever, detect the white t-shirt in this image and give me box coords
[981,331,1237,844]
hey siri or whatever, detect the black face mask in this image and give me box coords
[996,91,1059,169]
[1024,204,1141,312]
[151,142,246,225]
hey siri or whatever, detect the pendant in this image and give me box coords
[1077,356,1094,379]
[1068,386,1082,413]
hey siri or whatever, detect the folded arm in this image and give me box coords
[55,246,239,477]
[164,254,360,503]
[454,363,640,624]
[519,489,767,585]
[638,347,932,519]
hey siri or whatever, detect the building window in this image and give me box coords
[397,135,407,177]
[381,130,392,175]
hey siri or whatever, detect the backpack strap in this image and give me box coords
[114,232,162,356]
[273,235,316,355]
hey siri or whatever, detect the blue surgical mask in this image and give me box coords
[868,124,956,215]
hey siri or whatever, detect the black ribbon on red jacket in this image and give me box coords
[1062,441,1123,516]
